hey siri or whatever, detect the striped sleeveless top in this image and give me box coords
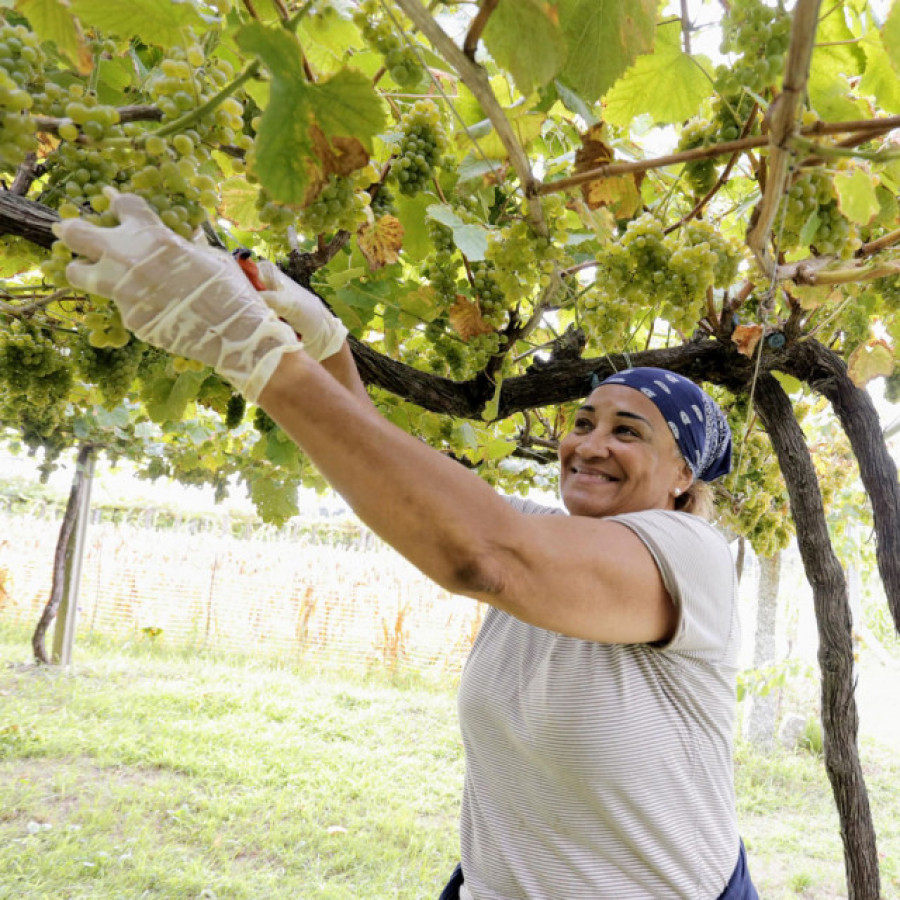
[457,500,741,899]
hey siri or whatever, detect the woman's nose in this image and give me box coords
[576,429,612,458]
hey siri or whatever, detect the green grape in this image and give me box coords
[197,373,234,416]
[678,119,719,197]
[72,331,146,407]
[0,320,72,452]
[717,0,791,96]
[779,168,861,259]
[297,174,368,236]
[0,21,45,172]
[353,1,423,88]
[391,100,446,197]
[370,183,396,218]
[253,406,278,435]
[424,221,459,306]
[225,392,246,429]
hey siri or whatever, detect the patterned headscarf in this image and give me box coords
[594,367,732,482]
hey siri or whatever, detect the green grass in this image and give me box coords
[1,624,898,899]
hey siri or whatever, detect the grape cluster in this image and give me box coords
[392,100,445,197]
[780,169,861,258]
[353,0,423,87]
[43,138,123,220]
[583,214,742,342]
[297,174,369,236]
[470,261,506,328]
[0,320,72,450]
[0,22,44,172]
[72,331,146,407]
[253,406,278,435]
[718,0,792,95]
[486,214,563,305]
[370,183,396,218]
[678,119,719,198]
[423,221,459,306]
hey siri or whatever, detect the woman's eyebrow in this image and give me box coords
[616,410,652,428]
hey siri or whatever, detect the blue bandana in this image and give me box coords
[595,367,732,482]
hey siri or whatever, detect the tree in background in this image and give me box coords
[1,1,900,895]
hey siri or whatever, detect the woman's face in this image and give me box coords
[558,384,693,518]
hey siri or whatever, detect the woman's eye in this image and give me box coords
[573,418,592,431]
[614,425,639,438]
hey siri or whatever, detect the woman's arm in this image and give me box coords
[259,351,677,645]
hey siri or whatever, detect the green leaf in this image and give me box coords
[266,429,300,471]
[69,0,206,47]
[860,32,900,113]
[17,0,89,72]
[236,23,313,205]
[798,208,821,246]
[394,193,432,261]
[881,0,900,74]
[834,168,881,225]
[557,0,656,103]
[482,0,566,96]
[603,21,711,127]
[481,376,503,422]
[772,371,803,396]
[426,204,487,260]
[248,474,299,525]
[306,68,386,155]
[144,370,206,424]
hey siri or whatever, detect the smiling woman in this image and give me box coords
[52,189,757,900]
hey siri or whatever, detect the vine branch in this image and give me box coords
[746,0,823,275]
[392,0,546,236]
[464,0,500,60]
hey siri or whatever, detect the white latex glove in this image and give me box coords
[52,188,301,403]
[255,260,348,361]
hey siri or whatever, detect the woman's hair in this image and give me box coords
[674,480,714,520]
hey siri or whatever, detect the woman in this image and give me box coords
[53,189,758,899]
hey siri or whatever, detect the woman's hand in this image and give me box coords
[52,188,301,402]
[254,260,348,361]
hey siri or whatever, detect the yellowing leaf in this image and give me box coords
[573,125,643,218]
[309,125,370,178]
[847,339,894,387]
[792,284,842,311]
[18,0,92,74]
[357,215,404,271]
[449,298,494,342]
[219,177,266,231]
[834,167,881,226]
[731,323,763,358]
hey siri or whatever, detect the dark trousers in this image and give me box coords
[438,841,758,899]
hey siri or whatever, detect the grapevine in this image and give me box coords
[72,332,146,408]
[779,168,861,259]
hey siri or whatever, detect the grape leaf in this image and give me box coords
[731,324,763,358]
[834,168,880,226]
[426,204,488,260]
[449,297,493,341]
[235,23,314,205]
[70,0,206,48]
[847,339,894,387]
[556,0,656,103]
[306,69,386,155]
[18,0,91,73]
[248,474,299,524]
[881,0,900,74]
[482,0,566,97]
[603,21,711,127]
[859,32,900,113]
[358,215,404,270]
[573,124,642,219]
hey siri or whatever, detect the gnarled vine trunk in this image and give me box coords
[754,373,880,900]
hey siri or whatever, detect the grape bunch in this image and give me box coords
[0,320,72,451]
[297,174,369,236]
[583,213,742,343]
[718,0,792,95]
[780,168,861,258]
[677,119,719,198]
[423,220,459,307]
[43,138,124,220]
[0,21,44,172]
[470,261,506,328]
[353,0,423,87]
[72,331,146,408]
[392,100,445,197]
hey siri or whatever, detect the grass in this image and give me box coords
[1,624,899,900]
